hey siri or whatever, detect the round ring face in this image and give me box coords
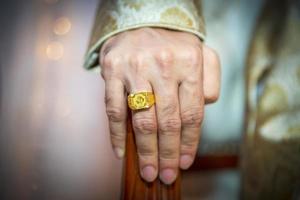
[128,92,155,110]
[133,94,147,108]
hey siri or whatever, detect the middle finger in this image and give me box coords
[152,81,181,185]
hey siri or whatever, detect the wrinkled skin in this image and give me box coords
[100,27,220,184]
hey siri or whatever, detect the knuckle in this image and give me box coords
[184,75,200,85]
[129,52,148,69]
[182,46,202,67]
[154,48,175,80]
[106,106,126,122]
[110,131,125,142]
[155,48,174,67]
[190,46,202,64]
[111,56,122,67]
[102,52,113,67]
[159,118,181,133]
[137,144,156,157]
[161,102,178,116]
[182,136,199,149]
[103,52,121,68]
[181,107,204,127]
[160,147,178,160]
[133,116,157,134]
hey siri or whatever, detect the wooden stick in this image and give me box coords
[121,112,181,200]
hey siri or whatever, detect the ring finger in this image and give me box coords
[128,81,158,182]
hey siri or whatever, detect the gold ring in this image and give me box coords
[128,91,155,110]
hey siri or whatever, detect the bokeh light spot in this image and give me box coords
[46,42,64,60]
[54,17,72,35]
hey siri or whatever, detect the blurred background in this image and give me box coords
[0,0,263,199]
[0,0,123,199]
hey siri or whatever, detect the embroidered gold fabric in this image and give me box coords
[241,1,300,198]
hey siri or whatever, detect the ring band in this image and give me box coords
[128,91,155,110]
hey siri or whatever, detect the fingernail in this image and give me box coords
[160,168,176,185]
[180,154,193,169]
[141,165,156,182]
[114,147,124,159]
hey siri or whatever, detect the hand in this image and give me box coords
[100,28,220,184]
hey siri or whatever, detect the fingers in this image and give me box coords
[179,77,204,170]
[129,82,158,183]
[105,78,127,159]
[152,82,181,185]
[100,28,221,187]
[203,45,221,104]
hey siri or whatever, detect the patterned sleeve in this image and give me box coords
[84,0,205,72]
